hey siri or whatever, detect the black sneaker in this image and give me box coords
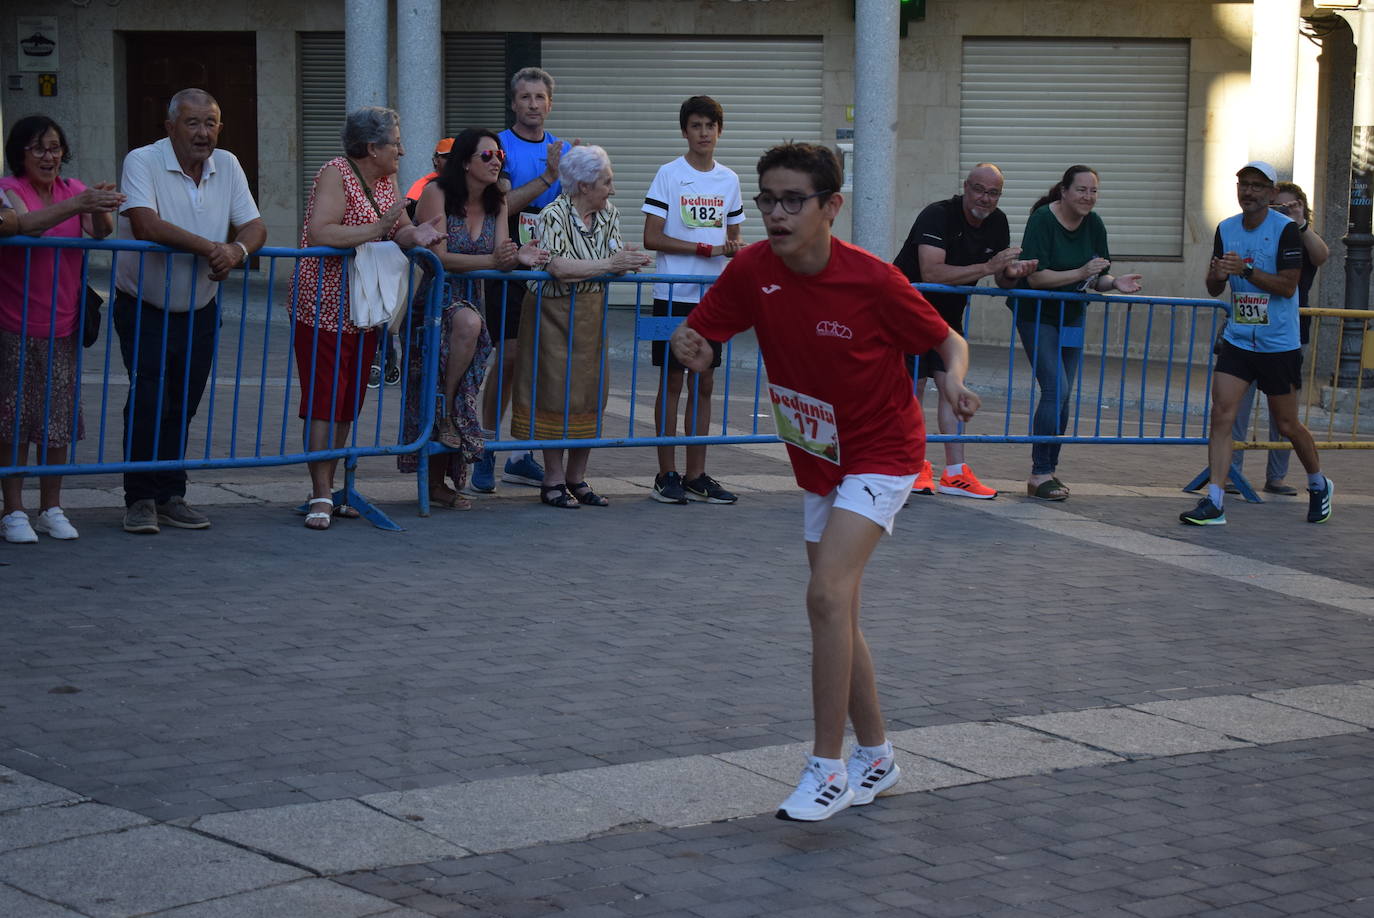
[1307,476,1333,523]
[384,363,401,386]
[652,471,689,504]
[684,473,738,504]
[1180,497,1226,526]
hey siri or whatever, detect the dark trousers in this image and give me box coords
[113,291,218,506]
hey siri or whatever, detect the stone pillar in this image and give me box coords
[1249,0,1301,178]
[852,0,898,259]
[345,0,389,112]
[396,0,443,195]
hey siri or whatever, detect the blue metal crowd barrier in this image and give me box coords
[419,270,1231,513]
[0,236,444,530]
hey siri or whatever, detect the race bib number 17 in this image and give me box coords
[768,384,840,465]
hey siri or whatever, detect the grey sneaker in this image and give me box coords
[156,496,210,529]
[123,499,160,534]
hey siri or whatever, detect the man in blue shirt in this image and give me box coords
[1182,161,1333,526]
[472,67,573,493]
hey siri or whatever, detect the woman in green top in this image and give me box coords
[1015,165,1143,500]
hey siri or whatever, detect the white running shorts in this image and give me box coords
[802,472,918,543]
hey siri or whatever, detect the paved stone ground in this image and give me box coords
[2,436,1373,916]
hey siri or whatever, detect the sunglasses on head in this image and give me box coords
[477,149,505,163]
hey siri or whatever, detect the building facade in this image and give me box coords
[0,0,1361,343]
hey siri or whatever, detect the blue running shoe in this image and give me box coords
[1180,497,1226,526]
[502,451,544,486]
[1307,476,1333,523]
[469,449,496,493]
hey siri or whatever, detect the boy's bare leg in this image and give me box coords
[654,368,683,473]
[683,368,714,481]
[805,507,886,760]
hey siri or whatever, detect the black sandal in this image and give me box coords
[569,481,609,507]
[540,483,580,509]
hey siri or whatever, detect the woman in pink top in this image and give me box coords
[0,116,123,544]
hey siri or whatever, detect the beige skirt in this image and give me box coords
[509,291,609,441]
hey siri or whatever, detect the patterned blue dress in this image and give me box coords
[398,211,495,485]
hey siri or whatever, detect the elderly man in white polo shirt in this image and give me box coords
[114,87,266,535]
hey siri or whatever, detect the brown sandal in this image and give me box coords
[1027,478,1069,501]
[429,487,472,511]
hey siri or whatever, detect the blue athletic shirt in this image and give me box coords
[499,128,572,245]
[1213,210,1303,353]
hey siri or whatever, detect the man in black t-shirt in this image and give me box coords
[892,163,1036,499]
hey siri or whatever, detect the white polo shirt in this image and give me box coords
[116,137,260,312]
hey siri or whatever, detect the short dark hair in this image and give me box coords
[437,127,506,218]
[756,142,841,196]
[5,115,70,177]
[679,95,724,132]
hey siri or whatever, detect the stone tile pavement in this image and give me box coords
[2,438,1373,916]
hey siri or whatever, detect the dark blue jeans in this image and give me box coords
[114,292,219,506]
[1016,318,1083,476]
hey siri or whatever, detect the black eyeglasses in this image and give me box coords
[966,182,1002,200]
[753,191,829,215]
[477,149,505,163]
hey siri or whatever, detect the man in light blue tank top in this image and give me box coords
[1181,161,1333,527]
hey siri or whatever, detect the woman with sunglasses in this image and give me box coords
[1226,181,1329,496]
[0,115,124,543]
[402,128,546,510]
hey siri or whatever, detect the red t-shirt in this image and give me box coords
[688,237,950,495]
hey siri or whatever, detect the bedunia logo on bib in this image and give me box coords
[816,320,852,339]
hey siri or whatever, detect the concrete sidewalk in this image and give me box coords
[3,436,1373,916]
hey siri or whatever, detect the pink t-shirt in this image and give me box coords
[0,175,88,338]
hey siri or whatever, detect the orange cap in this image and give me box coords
[435,137,455,154]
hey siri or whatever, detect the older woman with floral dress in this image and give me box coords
[292,106,442,530]
[1,115,124,543]
[511,144,652,509]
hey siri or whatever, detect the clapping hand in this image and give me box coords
[76,182,126,214]
[516,240,549,268]
[609,243,653,275]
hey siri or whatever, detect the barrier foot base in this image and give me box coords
[334,485,404,531]
[1181,467,1264,504]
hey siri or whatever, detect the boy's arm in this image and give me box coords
[933,330,980,422]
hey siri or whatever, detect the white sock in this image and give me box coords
[856,740,893,760]
[945,464,963,477]
[1208,484,1225,508]
[810,755,846,780]
[1308,472,1326,490]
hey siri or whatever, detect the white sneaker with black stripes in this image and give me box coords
[846,743,901,806]
[776,757,855,822]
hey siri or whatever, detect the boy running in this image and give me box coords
[643,96,746,505]
[671,143,979,821]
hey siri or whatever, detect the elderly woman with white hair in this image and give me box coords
[511,144,651,509]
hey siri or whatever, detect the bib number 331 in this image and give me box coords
[1233,291,1270,326]
[769,384,840,465]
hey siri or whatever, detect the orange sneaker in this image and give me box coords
[937,463,998,499]
[912,460,935,495]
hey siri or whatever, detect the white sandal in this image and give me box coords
[304,497,333,530]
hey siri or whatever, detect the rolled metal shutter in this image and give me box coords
[298,32,346,221]
[960,39,1190,258]
[442,34,508,137]
[540,37,824,249]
